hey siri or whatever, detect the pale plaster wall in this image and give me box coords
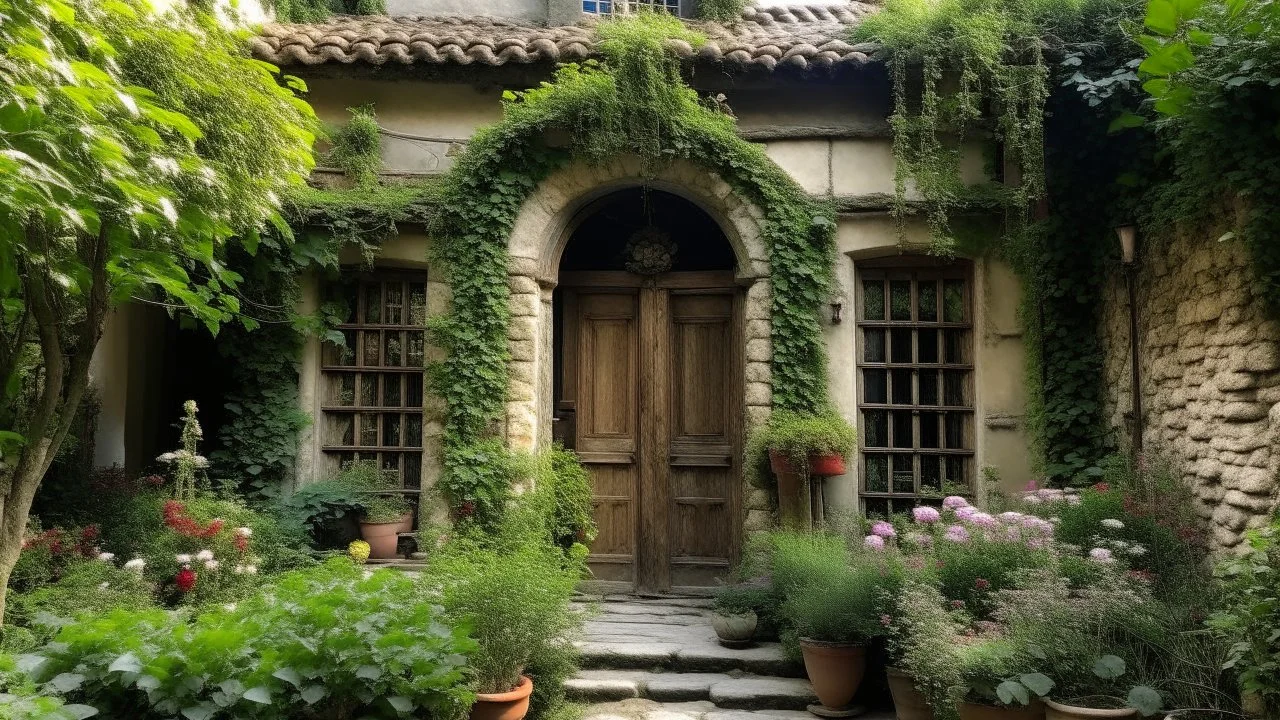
[1100,227,1280,553]
[823,215,1033,508]
[89,303,169,475]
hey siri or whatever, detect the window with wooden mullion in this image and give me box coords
[321,273,428,502]
[857,263,973,518]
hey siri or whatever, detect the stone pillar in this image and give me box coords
[506,270,543,451]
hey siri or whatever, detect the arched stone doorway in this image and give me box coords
[554,188,743,593]
[503,157,775,593]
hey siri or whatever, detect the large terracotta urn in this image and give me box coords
[799,638,867,711]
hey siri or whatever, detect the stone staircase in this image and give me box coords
[566,597,894,720]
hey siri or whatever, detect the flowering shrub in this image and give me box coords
[10,521,104,593]
[142,500,266,606]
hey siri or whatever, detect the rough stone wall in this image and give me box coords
[1101,231,1280,552]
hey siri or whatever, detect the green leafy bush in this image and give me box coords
[0,653,96,720]
[1210,515,1280,717]
[954,637,1055,708]
[780,553,902,649]
[278,461,405,545]
[422,541,582,697]
[327,105,382,187]
[745,411,856,491]
[7,561,154,635]
[931,531,1054,619]
[23,559,475,720]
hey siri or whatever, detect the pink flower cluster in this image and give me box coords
[899,496,1055,548]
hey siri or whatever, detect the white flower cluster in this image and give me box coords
[155,449,209,468]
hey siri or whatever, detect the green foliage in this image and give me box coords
[780,553,903,647]
[7,561,155,637]
[697,0,748,21]
[422,541,582,696]
[953,638,1054,707]
[745,410,857,490]
[437,439,519,531]
[892,581,965,720]
[266,0,387,23]
[327,105,382,187]
[283,180,442,252]
[430,14,838,518]
[931,531,1054,619]
[515,446,598,551]
[23,559,475,720]
[0,653,96,720]
[1210,515,1280,716]
[278,461,404,540]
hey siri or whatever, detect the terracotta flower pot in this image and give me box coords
[799,638,867,711]
[1045,699,1137,720]
[471,676,534,720]
[359,520,402,559]
[807,453,847,477]
[886,667,934,720]
[711,610,758,648]
[956,700,1046,720]
[393,512,414,534]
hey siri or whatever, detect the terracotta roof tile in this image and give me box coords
[250,3,882,71]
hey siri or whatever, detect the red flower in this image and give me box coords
[456,500,476,518]
[1092,482,1111,493]
[975,578,990,591]
[145,474,166,487]
[234,534,249,553]
[175,567,197,593]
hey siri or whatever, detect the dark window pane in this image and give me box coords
[890,328,913,363]
[385,282,403,324]
[865,455,888,493]
[945,456,967,486]
[944,329,967,364]
[863,329,885,362]
[359,413,378,447]
[944,279,966,322]
[945,413,966,449]
[403,453,422,489]
[864,369,887,403]
[890,280,912,321]
[891,411,913,448]
[362,331,380,366]
[384,332,403,366]
[918,280,938,321]
[892,369,913,404]
[864,410,888,447]
[380,454,400,472]
[892,454,914,493]
[338,415,354,446]
[863,279,885,320]
[919,369,939,405]
[364,284,382,324]
[405,416,423,448]
[864,497,890,519]
[405,374,424,408]
[336,374,355,406]
[921,455,942,492]
[944,370,966,406]
[407,331,425,367]
[409,283,428,326]
[920,411,940,448]
[383,374,402,407]
[382,414,402,447]
[918,329,939,364]
[359,375,378,406]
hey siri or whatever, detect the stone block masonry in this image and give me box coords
[1101,231,1280,552]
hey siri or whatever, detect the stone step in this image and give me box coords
[565,670,817,710]
[579,698,897,720]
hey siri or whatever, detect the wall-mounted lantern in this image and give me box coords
[830,300,843,324]
[1115,224,1138,265]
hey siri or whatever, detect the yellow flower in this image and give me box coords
[348,540,371,564]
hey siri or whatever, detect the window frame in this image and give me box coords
[854,257,975,516]
[582,0,683,17]
[319,270,429,515]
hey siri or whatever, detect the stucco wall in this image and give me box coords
[1101,229,1280,552]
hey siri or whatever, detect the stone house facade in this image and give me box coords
[89,0,1048,590]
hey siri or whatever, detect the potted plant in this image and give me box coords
[780,555,900,712]
[953,638,1054,720]
[712,577,771,648]
[885,583,954,720]
[746,411,856,528]
[425,540,582,720]
[359,493,412,559]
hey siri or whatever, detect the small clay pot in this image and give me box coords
[1045,699,1136,720]
[886,667,934,720]
[956,701,1046,720]
[471,676,534,720]
[359,520,401,559]
[711,610,758,648]
[807,453,847,477]
[800,638,867,711]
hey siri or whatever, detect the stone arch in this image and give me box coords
[502,156,775,463]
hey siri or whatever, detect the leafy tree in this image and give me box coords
[0,0,317,622]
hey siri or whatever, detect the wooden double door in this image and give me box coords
[558,271,744,593]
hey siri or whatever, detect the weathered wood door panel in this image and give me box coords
[563,274,741,593]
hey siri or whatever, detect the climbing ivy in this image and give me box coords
[697,0,749,22]
[428,14,840,520]
[264,0,386,23]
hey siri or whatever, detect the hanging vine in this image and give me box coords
[427,14,840,524]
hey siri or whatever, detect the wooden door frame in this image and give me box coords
[560,270,745,595]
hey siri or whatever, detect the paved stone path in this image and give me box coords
[567,597,894,720]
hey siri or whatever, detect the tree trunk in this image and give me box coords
[0,437,55,624]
